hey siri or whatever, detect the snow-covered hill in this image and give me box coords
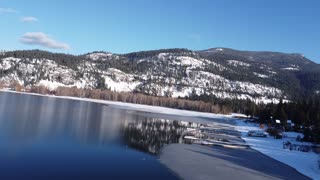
[0,48,319,103]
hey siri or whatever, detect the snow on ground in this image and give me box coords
[86,52,118,61]
[227,60,251,67]
[0,57,21,70]
[175,56,204,67]
[37,79,88,91]
[38,80,68,91]
[253,72,269,79]
[202,48,224,53]
[282,67,300,71]
[157,53,171,60]
[268,70,277,74]
[102,68,141,92]
[104,76,140,92]
[235,120,320,179]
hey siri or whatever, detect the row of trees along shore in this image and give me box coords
[28,85,231,114]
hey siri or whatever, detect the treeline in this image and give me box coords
[187,93,320,143]
[28,86,231,114]
[123,48,192,60]
[1,49,83,70]
[244,98,320,143]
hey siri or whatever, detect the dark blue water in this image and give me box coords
[0,92,182,180]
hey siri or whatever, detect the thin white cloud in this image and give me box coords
[21,16,38,22]
[20,32,71,50]
[0,8,18,14]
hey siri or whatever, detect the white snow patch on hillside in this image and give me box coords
[137,58,147,63]
[0,57,21,70]
[171,88,193,98]
[282,64,300,71]
[38,80,68,91]
[227,60,251,67]
[0,73,24,86]
[253,72,269,78]
[37,79,87,91]
[202,48,224,53]
[86,52,117,61]
[102,68,141,92]
[282,67,300,71]
[104,76,140,92]
[175,56,204,67]
[268,70,277,74]
[158,53,171,60]
[156,53,229,72]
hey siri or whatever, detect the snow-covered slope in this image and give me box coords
[1,48,319,103]
[86,52,119,61]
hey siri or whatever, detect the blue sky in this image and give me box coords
[0,0,319,62]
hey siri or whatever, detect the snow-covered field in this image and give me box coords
[235,120,320,179]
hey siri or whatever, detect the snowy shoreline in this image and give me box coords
[0,89,231,120]
[235,120,319,179]
[0,89,318,179]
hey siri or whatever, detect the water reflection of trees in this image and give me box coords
[121,119,188,154]
[0,92,203,155]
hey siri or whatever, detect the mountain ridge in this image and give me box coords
[3,48,318,64]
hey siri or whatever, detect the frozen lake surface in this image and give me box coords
[0,91,185,179]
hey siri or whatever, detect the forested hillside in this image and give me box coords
[0,48,319,103]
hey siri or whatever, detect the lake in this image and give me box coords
[0,91,202,180]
